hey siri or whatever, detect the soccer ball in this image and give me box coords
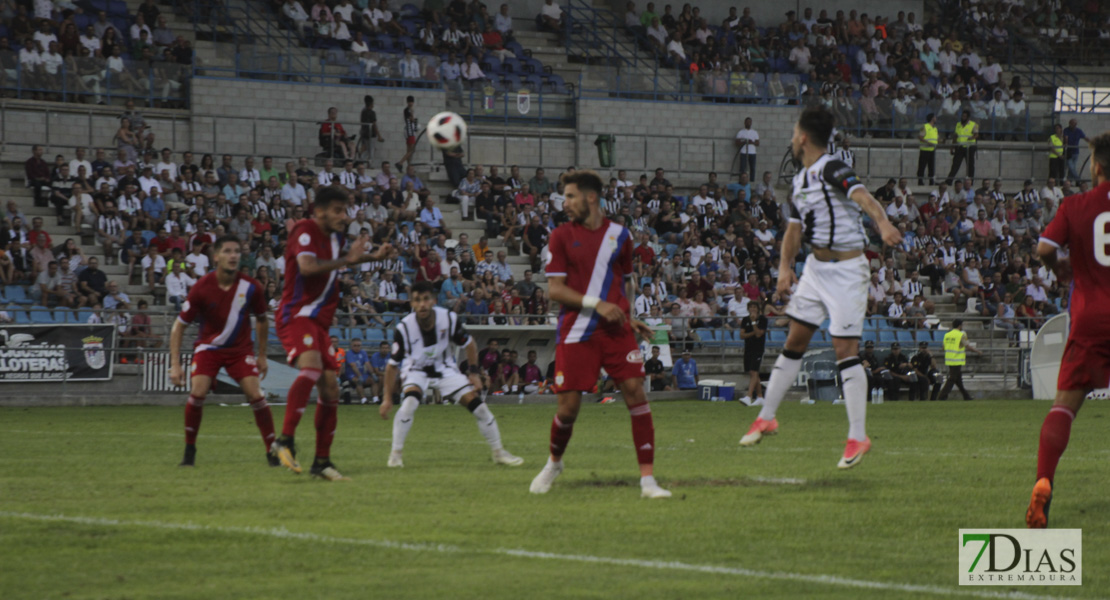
[426,111,467,149]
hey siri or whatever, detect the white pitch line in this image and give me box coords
[0,511,1091,600]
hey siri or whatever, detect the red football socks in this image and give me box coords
[628,403,655,466]
[250,397,277,451]
[314,398,339,458]
[549,414,575,459]
[1037,405,1076,483]
[184,395,204,445]
[282,368,321,437]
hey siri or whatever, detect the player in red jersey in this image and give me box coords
[169,235,276,467]
[528,170,670,499]
[270,186,391,481]
[1028,132,1110,528]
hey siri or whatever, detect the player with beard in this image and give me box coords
[529,170,670,499]
[270,186,391,481]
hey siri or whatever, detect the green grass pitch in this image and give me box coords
[0,400,1106,599]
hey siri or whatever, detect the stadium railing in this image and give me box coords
[0,55,190,108]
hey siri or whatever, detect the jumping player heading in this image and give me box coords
[271,186,392,481]
[170,234,276,467]
[529,169,670,499]
[1028,131,1110,528]
[739,106,902,469]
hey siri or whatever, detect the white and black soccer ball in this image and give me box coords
[426,111,467,149]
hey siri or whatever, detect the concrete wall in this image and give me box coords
[185,78,1103,188]
[576,96,798,183]
[0,101,191,160]
[188,77,449,166]
[604,0,925,28]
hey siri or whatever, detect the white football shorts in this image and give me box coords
[784,253,869,338]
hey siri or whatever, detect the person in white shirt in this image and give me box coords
[690,185,713,214]
[539,0,562,32]
[734,117,759,178]
[184,244,209,276]
[886,196,910,221]
[137,166,162,195]
[130,14,152,44]
[788,38,811,72]
[666,34,685,62]
[461,54,486,88]
[154,148,177,182]
[978,56,1002,88]
[316,159,336,186]
[1005,90,1026,139]
[69,148,93,179]
[283,0,312,33]
[281,174,307,207]
[164,261,194,312]
[494,3,514,38]
[634,283,657,317]
[331,0,355,27]
[645,17,666,48]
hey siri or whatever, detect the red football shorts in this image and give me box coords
[277,318,339,372]
[191,349,260,381]
[406,135,417,146]
[553,329,645,393]
[1057,336,1110,391]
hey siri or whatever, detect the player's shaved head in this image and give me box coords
[1089,132,1110,183]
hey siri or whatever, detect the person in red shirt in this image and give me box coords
[27,217,52,248]
[530,170,669,499]
[319,106,354,159]
[270,187,391,481]
[632,232,655,266]
[150,229,174,257]
[1027,132,1110,528]
[169,235,276,467]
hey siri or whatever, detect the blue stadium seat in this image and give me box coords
[13,309,30,324]
[896,329,916,344]
[28,303,52,323]
[5,285,32,305]
[328,327,346,340]
[862,330,878,344]
[365,329,387,343]
[767,329,787,344]
[879,329,897,343]
[74,309,92,324]
[398,292,409,301]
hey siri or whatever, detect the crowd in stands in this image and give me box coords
[620,2,1105,137]
[0,0,193,105]
[2,95,1096,374]
[270,0,570,95]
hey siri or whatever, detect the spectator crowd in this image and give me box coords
[0,0,193,106]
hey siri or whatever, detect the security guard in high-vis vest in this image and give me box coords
[1048,123,1065,182]
[939,319,982,400]
[917,113,939,186]
[946,110,979,184]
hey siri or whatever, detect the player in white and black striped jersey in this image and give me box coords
[740,106,902,470]
[833,137,855,168]
[378,281,523,468]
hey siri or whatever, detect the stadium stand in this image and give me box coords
[2,0,1106,399]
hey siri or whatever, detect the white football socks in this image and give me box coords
[391,395,420,452]
[839,359,868,441]
[757,351,804,421]
[471,402,503,451]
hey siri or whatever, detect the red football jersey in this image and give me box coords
[279,218,344,328]
[545,218,633,344]
[177,272,266,353]
[1040,181,1110,340]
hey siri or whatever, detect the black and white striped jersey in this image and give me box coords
[789,154,868,252]
[388,306,472,377]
